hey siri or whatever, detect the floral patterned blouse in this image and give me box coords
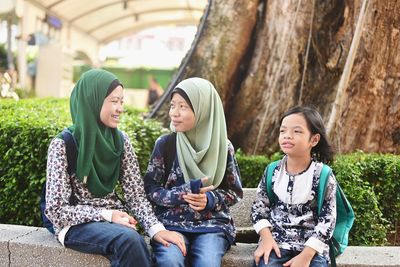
[251,156,337,261]
[45,131,163,243]
[143,134,243,244]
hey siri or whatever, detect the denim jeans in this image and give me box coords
[151,231,230,267]
[253,248,328,267]
[64,221,151,267]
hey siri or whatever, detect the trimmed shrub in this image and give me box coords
[0,98,165,227]
[0,98,70,226]
[236,151,270,188]
[334,153,400,243]
[236,151,283,188]
[331,155,388,245]
[359,154,399,229]
[119,106,168,172]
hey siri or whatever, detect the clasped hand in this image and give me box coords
[182,177,214,211]
[111,210,137,229]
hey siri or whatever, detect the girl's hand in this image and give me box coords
[153,230,187,256]
[282,247,316,267]
[254,228,281,266]
[111,210,137,229]
[182,177,214,211]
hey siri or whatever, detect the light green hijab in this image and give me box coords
[171,77,228,187]
[67,69,124,197]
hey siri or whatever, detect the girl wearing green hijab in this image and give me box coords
[44,69,186,267]
[144,77,243,267]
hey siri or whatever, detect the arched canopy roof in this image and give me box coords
[27,0,207,43]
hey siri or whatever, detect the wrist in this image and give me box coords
[148,223,166,239]
[259,227,273,240]
[302,246,317,258]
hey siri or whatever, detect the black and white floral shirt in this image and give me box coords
[45,131,164,245]
[251,156,337,261]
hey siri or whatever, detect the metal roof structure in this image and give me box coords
[26,0,207,44]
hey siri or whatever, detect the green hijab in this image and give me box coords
[171,77,228,187]
[67,69,124,197]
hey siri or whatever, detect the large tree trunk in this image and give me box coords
[329,0,400,153]
[149,0,259,122]
[150,0,400,155]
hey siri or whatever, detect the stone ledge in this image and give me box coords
[1,187,398,267]
[1,224,399,267]
[0,224,108,267]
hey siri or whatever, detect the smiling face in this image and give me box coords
[169,92,196,132]
[279,113,320,158]
[100,85,124,128]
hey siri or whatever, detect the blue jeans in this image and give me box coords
[64,222,151,267]
[253,248,328,267]
[151,231,230,267]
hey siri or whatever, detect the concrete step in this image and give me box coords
[1,224,399,267]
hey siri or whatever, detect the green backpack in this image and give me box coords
[265,160,355,267]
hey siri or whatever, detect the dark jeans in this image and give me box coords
[151,231,230,267]
[64,221,151,267]
[254,248,328,267]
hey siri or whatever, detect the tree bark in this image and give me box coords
[149,0,259,122]
[150,0,400,155]
[329,0,400,153]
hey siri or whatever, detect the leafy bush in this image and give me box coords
[0,98,70,226]
[236,151,270,188]
[360,154,399,229]
[119,105,167,172]
[332,155,388,245]
[0,98,165,227]
[334,153,400,242]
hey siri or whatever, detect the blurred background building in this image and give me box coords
[0,0,207,108]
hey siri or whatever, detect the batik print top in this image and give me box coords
[143,134,243,244]
[251,156,337,261]
[45,132,164,245]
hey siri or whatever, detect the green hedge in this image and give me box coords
[335,153,400,240]
[331,155,388,245]
[235,151,282,187]
[0,98,165,227]
[0,98,398,246]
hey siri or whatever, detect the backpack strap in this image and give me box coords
[164,132,177,178]
[265,160,280,205]
[61,129,78,176]
[317,164,332,214]
[40,185,55,234]
[329,242,338,267]
[317,164,338,266]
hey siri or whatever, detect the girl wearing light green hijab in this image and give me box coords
[44,69,186,267]
[144,77,243,267]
